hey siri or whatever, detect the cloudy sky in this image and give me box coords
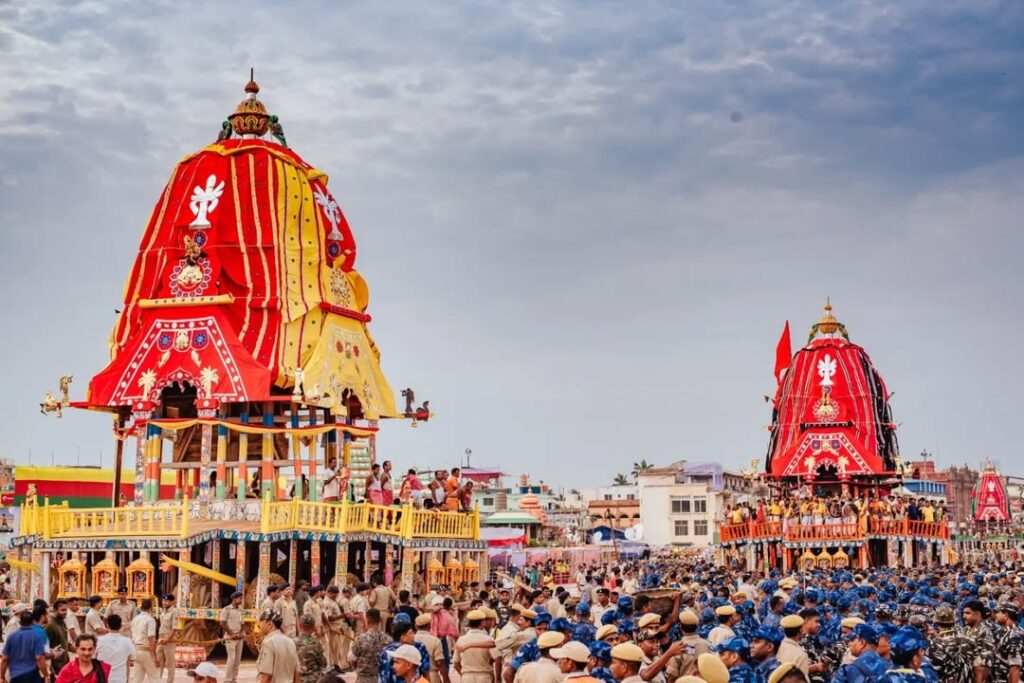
[1,1,1021,490]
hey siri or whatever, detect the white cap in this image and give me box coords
[550,641,590,664]
[187,663,221,679]
[390,644,423,667]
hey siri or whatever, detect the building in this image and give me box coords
[587,499,641,531]
[906,459,978,528]
[638,461,755,547]
[901,479,947,501]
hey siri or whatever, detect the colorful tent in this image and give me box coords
[14,466,176,508]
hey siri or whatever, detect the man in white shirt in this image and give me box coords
[64,598,83,642]
[130,599,159,683]
[97,614,137,683]
[322,458,341,502]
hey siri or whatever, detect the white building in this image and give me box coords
[567,485,638,509]
[639,461,755,547]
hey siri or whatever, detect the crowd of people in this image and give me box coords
[6,555,1024,683]
[722,494,949,531]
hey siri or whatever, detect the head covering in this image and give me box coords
[415,614,432,627]
[768,663,797,683]
[637,613,661,629]
[550,641,590,664]
[520,608,538,619]
[575,602,591,616]
[595,624,618,641]
[678,609,699,625]
[230,591,244,600]
[715,605,736,617]
[841,617,865,629]
[390,644,423,667]
[889,626,927,657]
[537,631,564,649]
[551,617,573,632]
[466,610,486,621]
[610,642,645,663]
[780,614,805,629]
[751,625,784,645]
[847,624,879,644]
[696,652,729,683]
[589,641,612,662]
[713,636,750,660]
[186,663,222,679]
[393,612,412,626]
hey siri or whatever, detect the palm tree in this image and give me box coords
[612,473,630,486]
[631,459,654,481]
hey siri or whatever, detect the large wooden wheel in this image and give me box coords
[244,572,285,655]
[176,618,222,664]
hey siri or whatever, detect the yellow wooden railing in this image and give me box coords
[19,497,190,539]
[261,498,480,540]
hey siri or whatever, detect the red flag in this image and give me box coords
[774,321,791,384]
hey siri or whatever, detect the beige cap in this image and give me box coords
[733,591,748,600]
[780,614,805,629]
[550,641,590,664]
[678,609,699,625]
[841,617,865,629]
[482,607,498,620]
[676,678,706,683]
[537,631,564,649]
[637,613,661,628]
[768,662,797,683]
[610,642,645,663]
[415,614,433,627]
[715,605,736,617]
[520,608,538,619]
[596,624,619,641]
[697,652,729,683]
[466,609,486,621]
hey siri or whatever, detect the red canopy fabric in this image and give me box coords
[89,306,272,407]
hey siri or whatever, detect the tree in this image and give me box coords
[631,459,654,481]
[612,473,630,486]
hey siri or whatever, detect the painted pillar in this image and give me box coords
[290,404,302,499]
[902,540,913,568]
[310,541,321,587]
[255,541,271,608]
[211,540,222,605]
[146,424,163,502]
[400,548,417,593]
[178,549,191,610]
[261,402,275,500]
[235,540,247,596]
[364,541,373,581]
[335,542,349,587]
[197,400,218,506]
[307,407,319,501]
[174,470,184,501]
[40,551,50,603]
[237,410,249,500]
[383,543,394,585]
[133,404,153,505]
[368,420,378,465]
[216,404,228,500]
[288,539,298,586]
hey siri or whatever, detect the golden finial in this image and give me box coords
[228,68,270,138]
[808,298,849,342]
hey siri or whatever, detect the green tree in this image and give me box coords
[631,459,654,481]
[612,473,630,486]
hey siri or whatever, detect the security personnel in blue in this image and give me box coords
[714,636,760,683]
[571,603,597,646]
[829,624,892,683]
[501,613,550,683]
[585,641,616,683]
[750,625,785,680]
[878,628,929,683]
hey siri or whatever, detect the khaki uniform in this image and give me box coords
[707,625,735,646]
[276,597,299,638]
[415,630,446,683]
[260,595,277,614]
[85,608,106,635]
[455,629,499,683]
[513,657,562,683]
[220,605,245,683]
[130,612,159,683]
[350,594,370,636]
[108,599,138,637]
[497,626,534,661]
[322,596,343,668]
[370,585,393,622]
[257,629,300,683]
[304,597,329,663]
[778,637,810,676]
[665,634,712,679]
[156,606,179,683]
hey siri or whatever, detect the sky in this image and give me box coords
[0,0,1022,490]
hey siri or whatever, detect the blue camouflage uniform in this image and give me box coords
[727,663,760,683]
[756,656,781,680]
[879,669,928,683]
[831,650,892,683]
[572,622,597,645]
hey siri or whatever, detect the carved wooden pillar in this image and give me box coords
[310,541,321,587]
[237,410,249,501]
[261,402,275,500]
[335,542,349,587]
[235,540,247,597]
